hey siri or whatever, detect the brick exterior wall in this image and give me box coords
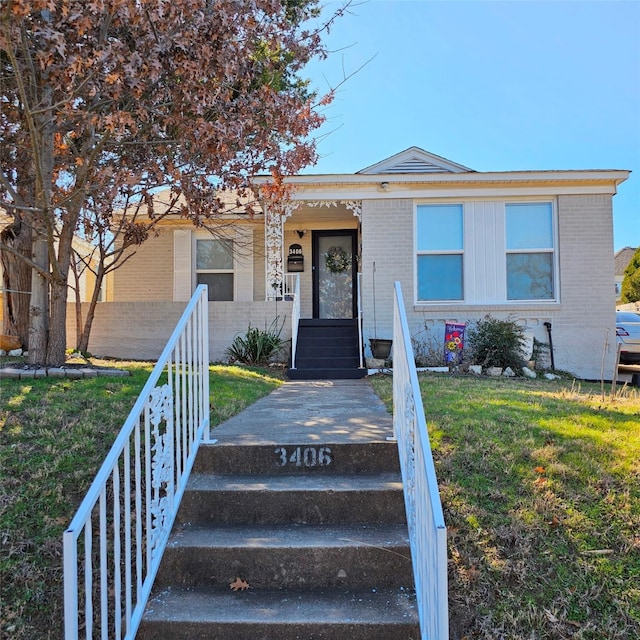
[554,194,616,377]
[68,300,292,362]
[113,222,268,303]
[113,229,174,301]
[93,193,618,380]
[360,195,617,380]
[361,199,413,347]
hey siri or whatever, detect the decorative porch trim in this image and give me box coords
[305,199,362,220]
[341,200,363,219]
[264,204,294,299]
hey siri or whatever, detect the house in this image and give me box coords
[75,147,629,380]
[614,246,637,301]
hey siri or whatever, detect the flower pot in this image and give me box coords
[0,334,21,351]
[369,338,392,359]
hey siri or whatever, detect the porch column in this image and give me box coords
[264,202,298,300]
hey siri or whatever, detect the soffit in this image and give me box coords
[268,170,630,201]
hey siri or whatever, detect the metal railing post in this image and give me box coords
[290,275,300,369]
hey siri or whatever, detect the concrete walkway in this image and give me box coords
[211,379,394,445]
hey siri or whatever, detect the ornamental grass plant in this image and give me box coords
[225,317,285,366]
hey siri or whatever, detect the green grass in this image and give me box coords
[0,360,282,640]
[209,364,284,425]
[371,373,640,639]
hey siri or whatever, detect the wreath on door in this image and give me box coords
[324,246,350,273]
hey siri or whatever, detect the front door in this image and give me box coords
[312,230,358,319]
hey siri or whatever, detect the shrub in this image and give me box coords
[466,315,527,371]
[532,337,550,369]
[226,318,285,365]
[412,327,447,367]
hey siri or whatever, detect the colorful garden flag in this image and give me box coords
[444,322,465,364]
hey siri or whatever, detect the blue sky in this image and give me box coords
[303,0,640,251]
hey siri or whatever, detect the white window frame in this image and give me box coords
[414,203,465,303]
[413,198,559,306]
[173,227,254,302]
[504,200,558,303]
[194,234,236,302]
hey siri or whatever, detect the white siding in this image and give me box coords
[235,226,254,302]
[173,229,192,301]
[465,201,504,303]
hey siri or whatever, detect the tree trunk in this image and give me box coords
[69,253,84,350]
[47,274,69,366]
[28,78,55,366]
[0,219,32,348]
[27,236,49,365]
[46,215,75,366]
[77,262,105,353]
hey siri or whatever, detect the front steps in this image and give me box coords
[138,440,419,639]
[288,319,366,380]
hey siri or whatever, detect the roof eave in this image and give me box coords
[253,169,631,188]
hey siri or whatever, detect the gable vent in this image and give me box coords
[357,147,473,174]
[385,158,454,173]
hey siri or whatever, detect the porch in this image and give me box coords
[77,200,371,370]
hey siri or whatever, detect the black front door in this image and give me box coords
[312,230,358,319]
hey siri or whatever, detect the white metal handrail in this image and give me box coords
[282,273,297,300]
[267,273,298,301]
[63,285,211,640]
[357,272,364,368]
[392,281,449,639]
[289,274,301,369]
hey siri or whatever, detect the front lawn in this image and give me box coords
[2,363,638,639]
[0,361,282,640]
[371,374,640,639]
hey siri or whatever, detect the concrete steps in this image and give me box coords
[155,523,413,589]
[138,439,418,639]
[140,587,418,640]
[177,472,406,525]
[193,441,401,474]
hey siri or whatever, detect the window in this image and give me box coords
[416,204,464,301]
[413,200,558,306]
[505,203,554,300]
[195,238,234,301]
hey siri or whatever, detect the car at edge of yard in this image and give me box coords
[616,311,640,364]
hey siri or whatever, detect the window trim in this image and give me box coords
[415,202,465,303]
[413,198,559,307]
[504,200,558,303]
[194,234,236,301]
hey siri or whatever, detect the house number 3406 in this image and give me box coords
[274,446,332,468]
